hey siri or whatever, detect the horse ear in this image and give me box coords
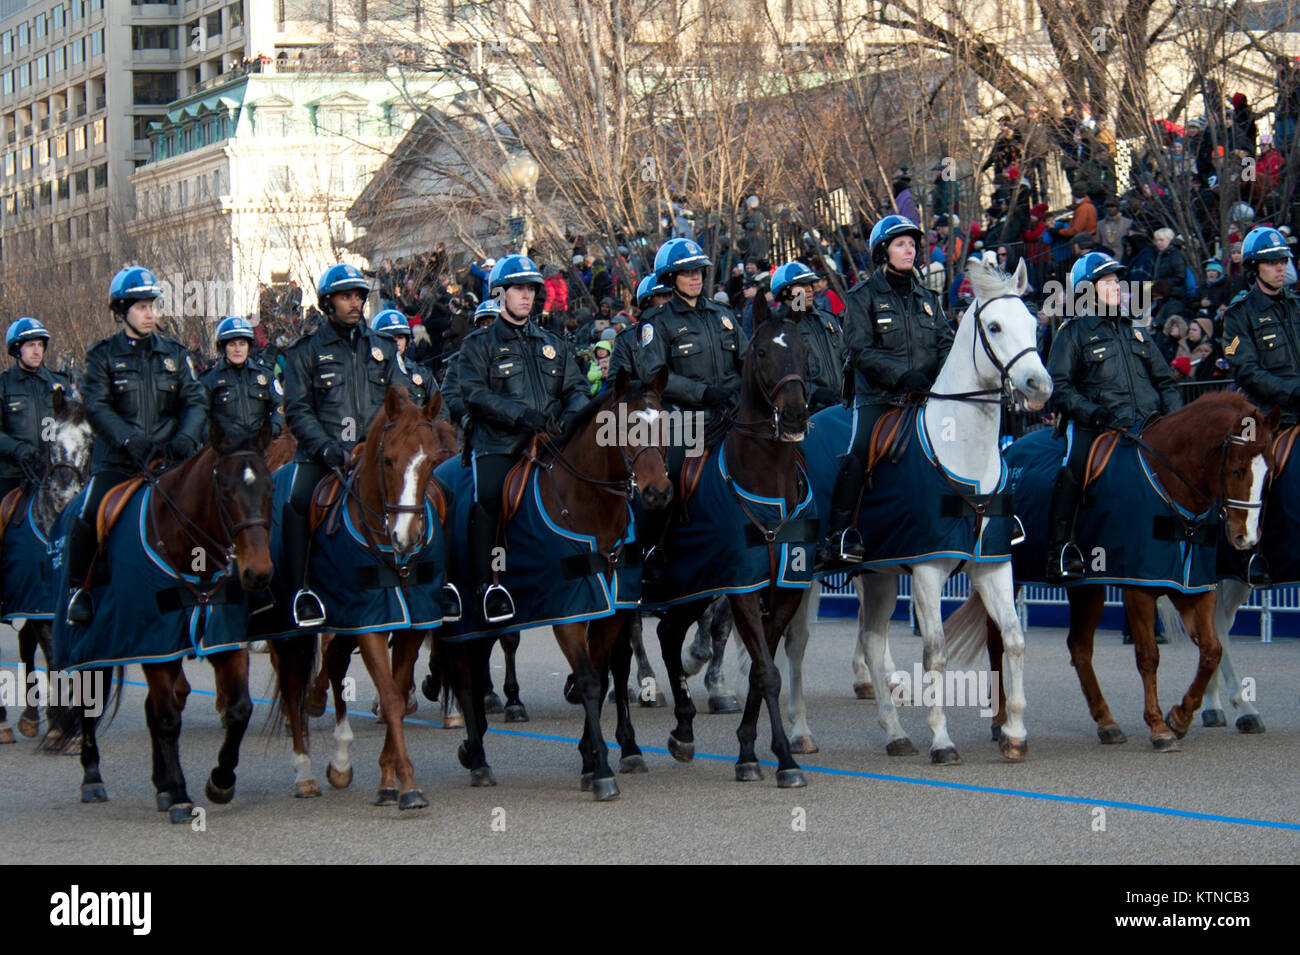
[1013,258,1029,295]
[256,419,273,454]
[614,367,630,398]
[210,417,229,455]
[752,289,769,327]
[1267,406,1282,433]
[425,388,442,421]
[650,366,668,397]
[52,385,66,417]
[384,385,406,421]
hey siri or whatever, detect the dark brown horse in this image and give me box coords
[974,392,1279,751]
[271,387,451,809]
[651,304,813,787]
[75,419,275,822]
[438,367,673,800]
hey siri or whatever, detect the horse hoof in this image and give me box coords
[667,733,694,763]
[853,681,875,700]
[563,674,582,705]
[735,761,764,782]
[167,804,194,825]
[789,734,819,754]
[708,694,741,714]
[1236,713,1265,734]
[990,722,1004,742]
[619,754,648,774]
[205,775,236,805]
[404,694,418,717]
[421,674,440,703]
[484,691,504,714]
[458,742,472,770]
[399,789,428,810]
[470,767,497,787]
[326,762,353,789]
[1097,724,1127,745]
[1152,736,1181,752]
[0,723,15,744]
[80,782,108,803]
[777,769,806,789]
[999,736,1028,761]
[639,688,667,708]
[885,737,918,757]
[375,787,399,806]
[443,713,465,730]
[18,712,39,737]
[156,792,173,811]
[39,729,64,752]
[580,772,594,792]
[294,779,322,799]
[504,704,530,723]
[1165,709,1190,740]
[592,777,620,802]
[61,735,81,757]
[305,700,326,719]
[1201,709,1227,728]
[930,747,962,765]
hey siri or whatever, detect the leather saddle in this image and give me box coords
[96,476,148,542]
[501,435,544,525]
[679,445,713,503]
[0,486,25,546]
[1083,430,1123,489]
[867,405,917,474]
[1272,423,1299,480]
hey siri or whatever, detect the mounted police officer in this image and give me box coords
[200,316,283,449]
[1044,251,1181,580]
[1223,226,1300,426]
[636,237,748,578]
[815,214,952,568]
[609,275,670,384]
[0,318,70,501]
[66,266,208,625]
[770,261,846,415]
[441,299,501,431]
[373,308,436,408]
[458,254,588,624]
[281,263,398,627]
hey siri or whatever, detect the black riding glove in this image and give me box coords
[1089,407,1118,430]
[812,386,838,408]
[165,434,197,461]
[16,442,40,470]
[520,408,549,434]
[320,442,348,470]
[702,385,729,409]
[898,370,930,395]
[123,432,152,469]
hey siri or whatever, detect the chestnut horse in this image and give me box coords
[72,419,275,822]
[961,392,1279,751]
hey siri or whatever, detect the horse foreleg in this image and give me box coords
[206,649,252,804]
[17,621,41,737]
[1165,592,1223,744]
[703,595,740,713]
[852,587,900,701]
[553,620,618,800]
[682,598,716,677]
[628,612,661,705]
[78,679,108,804]
[306,632,335,718]
[610,612,645,773]
[970,564,1026,760]
[1209,579,1263,733]
[270,634,320,798]
[655,602,700,762]
[909,564,961,763]
[985,613,1008,738]
[1125,590,1179,751]
[442,637,495,786]
[1065,585,1123,743]
[142,660,193,823]
[500,631,528,722]
[730,589,804,787]
[325,634,356,789]
[857,574,911,753]
[355,631,426,809]
[785,585,818,753]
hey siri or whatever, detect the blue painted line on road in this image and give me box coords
[5,660,1299,832]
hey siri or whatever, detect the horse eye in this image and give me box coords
[1231,469,1244,479]
[989,322,1002,334]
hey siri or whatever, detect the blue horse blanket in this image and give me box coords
[52,486,252,670]
[803,405,1015,574]
[252,463,446,639]
[641,443,816,609]
[436,458,640,641]
[1,494,60,623]
[1005,429,1219,592]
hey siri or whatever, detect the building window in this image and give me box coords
[19,145,30,169]
[52,47,65,72]
[54,134,65,157]
[73,126,85,151]
[72,2,83,21]
[70,38,83,64]
[228,3,243,28]
[18,63,29,88]
[267,165,290,193]
[132,26,178,50]
[90,29,103,57]
[2,154,12,176]
[72,168,86,194]
[52,5,66,30]
[2,73,11,96]
[132,72,177,106]
[92,162,106,188]
[1,32,11,55]
[132,115,153,140]
[17,23,28,47]
[179,179,189,205]
[35,56,47,81]
[90,0,103,12]
[206,12,222,39]
[34,14,47,40]
[92,118,103,143]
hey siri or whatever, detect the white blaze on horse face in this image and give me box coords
[393,449,428,551]
[772,332,788,348]
[1241,454,1267,545]
[243,466,256,486]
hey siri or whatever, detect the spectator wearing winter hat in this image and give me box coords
[1049,180,1097,241]
[1021,202,1051,289]
[1169,354,1193,381]
[1157,312,1187,364]
[1095,198,1132,258]
[587,339,614,395]
[1198,259,1231,332]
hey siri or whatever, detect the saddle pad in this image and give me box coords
[0,494,59,623]
[437,455,640,641]
[1005,428,1218,592]
[96,475,146,542]
[52,485,253,670]
[0,486,24,546]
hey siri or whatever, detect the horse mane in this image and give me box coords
[967,259,1020,303]
[1144,390,1267,485]
[557,381,652,449]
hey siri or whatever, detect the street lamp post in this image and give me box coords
[501,152,540,256]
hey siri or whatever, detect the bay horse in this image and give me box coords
[438,367,673,800]
[787,258,1052,761]
[270,387,452,809]
[0,392,91,749]
[962,392,1278,750]
[71,418,275,823]
[648,299,815,788]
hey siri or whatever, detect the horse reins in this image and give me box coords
[921,294,1039,407]
[729,319,808,441]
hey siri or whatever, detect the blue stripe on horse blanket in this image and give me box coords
[1,495,60,622]
[803,404,1014,575]
[434,457,640,642]
[51,486,251,671]
[252,463,446,638]
[1005,428,1218,592]
[640,443,816,609]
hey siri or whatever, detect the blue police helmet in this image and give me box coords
[316,263,371,300]
[372,308,412,338]
[214,315,256,346]
[1069,251,1126,294]
[6,317,49,357]
[109,266,163,304]
[488,254,544,293]
[869,215,923,264]
[635,274,670,306]
[653,238,711,282]
[474,299,502,321]
[770,261,818,299]
[1242,226,1293,263]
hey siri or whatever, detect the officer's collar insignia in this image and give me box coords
[371,346,384,362]
[721,317,733,330]
[413,374,423,385]
[1134,329,1144,342]
[274,379,284,395]
[542,344,557,359]
[1225,336,1240,356]
[257,373,267,385]
[319,353,335,361]
[923,302,933,316]
[163,357,177,372]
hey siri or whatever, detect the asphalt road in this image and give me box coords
[2,616,1298,864]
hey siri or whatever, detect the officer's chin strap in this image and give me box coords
[1258,274,1284,294]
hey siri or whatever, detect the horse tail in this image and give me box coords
[1155,595,1191,646]
[943,592,989,669]
[37,665,124,752]
[260,633,319,740]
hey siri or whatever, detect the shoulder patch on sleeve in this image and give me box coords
[273,378,284,395]
[1225,336,1240,357]
[640,323,655,346]
[1228,290,1249,307]
[186,355,198,379]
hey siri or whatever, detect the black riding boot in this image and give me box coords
[815,456,866,569]
[282,506,326,627]
[470,503,514,624]
[639,499,677,585]
[1046,469,1086,581]
[64,517,98,626]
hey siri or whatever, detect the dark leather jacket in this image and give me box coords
[843,268,953,407]
[458,317,589,456]
[1047,313,1181,428]
[637,294,748,425]
[0,364,70,480]
[608,324,642,383]
[1223,284,1300,426]
[780,302,845,412]
[283,318,398,464]
[200,357,284,448]
[81,331,207,471]
[394,355,437,408]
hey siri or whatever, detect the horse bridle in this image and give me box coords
[731,319,808,440]
[535,408,669,505]
[923,294,1039,408]
[1117,422,1264,522]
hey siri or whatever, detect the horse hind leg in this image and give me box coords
[970,564,1026,760]
[610,613,646,773]
[1208,579,1263,733]
[271,635,320,798]
[785,585,818,754]
[857,575,912,754]
[1064,586,1125,743]
[554,620,619,801]
[206,650,252,805]
[1125,591,1180,751]
[325,635,356,789]
[656,602,701,762]
[1163,594,1223,744]
[704,596,741,713]
[17,621,41,738]
[500,631,528,722]
[355,631,426,809]
[681,597,716,678]
[78,686,108,804]
[143,661,195,823]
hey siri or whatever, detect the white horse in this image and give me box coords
[788,259,1052,762]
